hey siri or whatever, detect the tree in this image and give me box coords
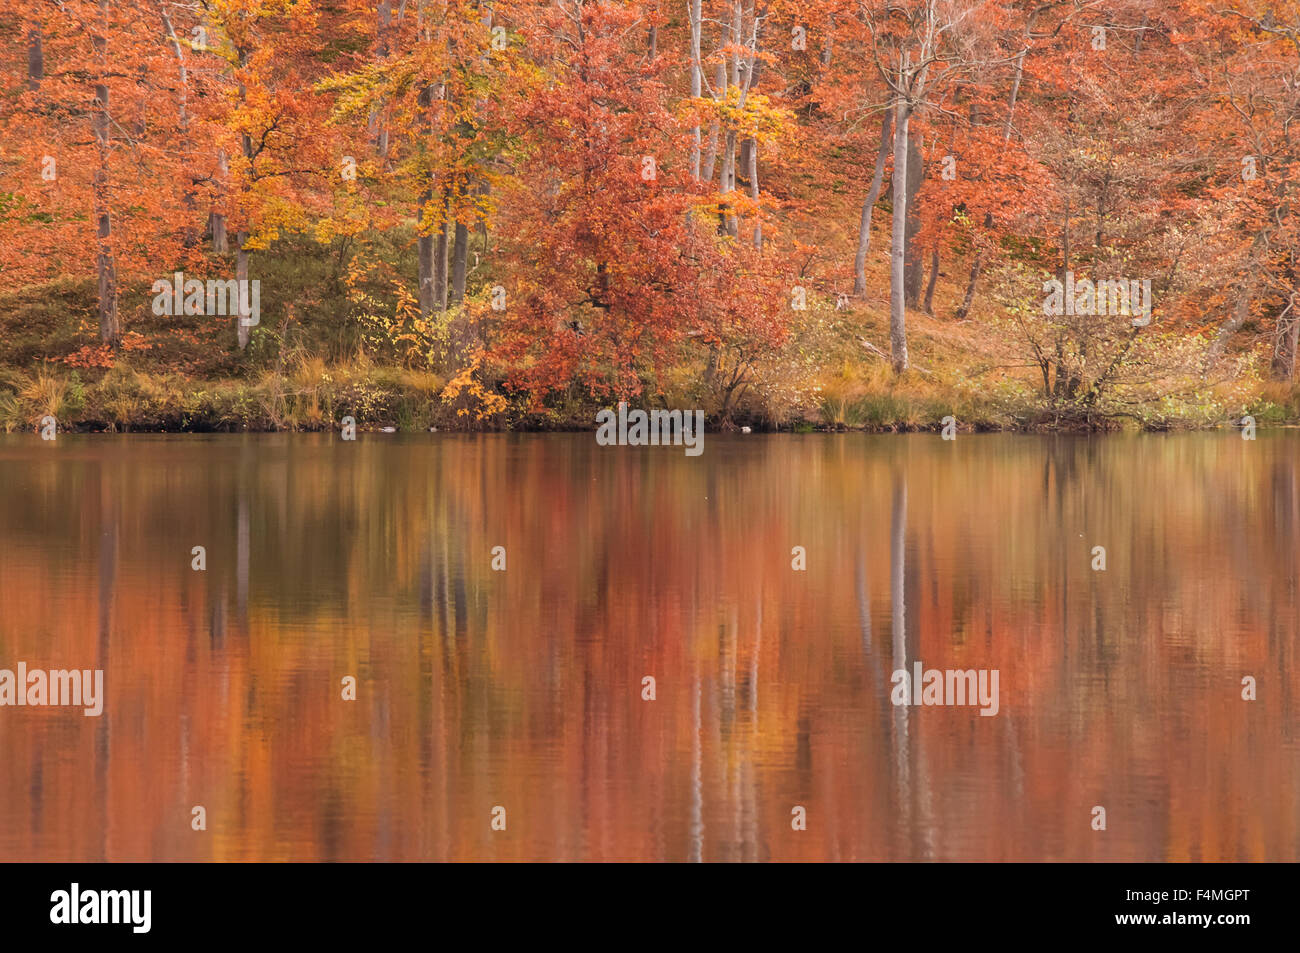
[2,0,192,343]
[862,0,989,371]
[491,0,785,404]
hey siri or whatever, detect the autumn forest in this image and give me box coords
[2,0,1299,432]
[2,0,1299,871]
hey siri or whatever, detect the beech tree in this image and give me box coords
[862,0,989,371]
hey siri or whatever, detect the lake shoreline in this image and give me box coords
[16,416,1294,436]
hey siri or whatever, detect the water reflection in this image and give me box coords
[0,432,1295,861]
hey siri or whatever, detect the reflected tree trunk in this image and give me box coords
[96,463,117,861]
[890,475,910,852]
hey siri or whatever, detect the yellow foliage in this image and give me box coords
[691,88,792,144]
[440,350,506,421]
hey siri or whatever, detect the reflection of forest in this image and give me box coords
[0,433,1294,861]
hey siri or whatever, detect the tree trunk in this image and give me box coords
[418,215,435,315]
[718,4,740,233]
[1003,49,1025,144]
[737,61,761,180]
[702,23,726,184]
[889,97,911,372]
[96,207,118,344]
[236,236,251,348]
[904,132,923,308]
[93,0,118,344]
[954,251,982,321]
[373,0,393,157]
[1205,244,1260,372]
[1273,303,1300,380]
[417,85,436,316]
[748,137,761,250]
[27,25,42,90]
[1207,287,1250,370]
[161,11,196,247]
[451,211,469,307]
[212,149,228,253]
[434,186,451,312]
[689,0,702,180]
[923,246,939,315]
[1062,192,1071,275]
[729,0,742,88]
[720,129,737,235]
[234,46,254,348]
[719,2,758,238]
[855,111,893,296]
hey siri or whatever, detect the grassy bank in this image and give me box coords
[1,238,1295,434]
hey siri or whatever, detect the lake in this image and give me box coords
[0,432,1295,861]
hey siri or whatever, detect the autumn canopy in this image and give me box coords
[1,0,1297,432]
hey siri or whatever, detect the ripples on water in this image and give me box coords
[0,432,1295,861]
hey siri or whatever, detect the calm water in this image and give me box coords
[0,432,1295,861]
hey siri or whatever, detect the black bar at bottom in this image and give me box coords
[0,862,1280,942]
